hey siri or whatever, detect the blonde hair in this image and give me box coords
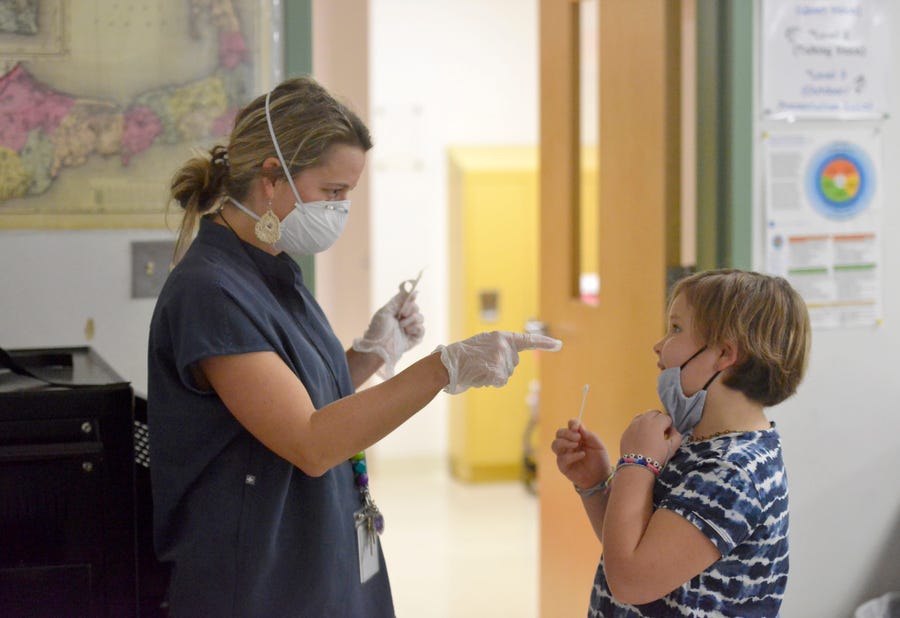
[669,269,811,407]
[169,76,372,262]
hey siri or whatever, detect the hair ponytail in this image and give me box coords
[169,145,230,263]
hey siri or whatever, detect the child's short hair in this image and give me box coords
[669,269,811,407]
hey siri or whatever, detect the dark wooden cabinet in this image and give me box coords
[0,347,138,617]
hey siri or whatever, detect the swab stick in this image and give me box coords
[577,384,589,426]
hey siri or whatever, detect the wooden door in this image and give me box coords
[537,1,681,616]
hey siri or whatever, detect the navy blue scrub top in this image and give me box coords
[148,218,395,617]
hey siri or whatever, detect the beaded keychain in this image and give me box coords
[351,452,384,536]
[350,270,421,539]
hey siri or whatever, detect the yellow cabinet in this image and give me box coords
[447,146,539,482]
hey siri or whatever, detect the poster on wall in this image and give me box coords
[764,129,883,329]
[0,1,281,230]
[761,0,889,120]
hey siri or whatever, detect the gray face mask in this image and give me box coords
[657,346,719,435]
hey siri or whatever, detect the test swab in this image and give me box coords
[576,384,589,425]
[399,268,424,314]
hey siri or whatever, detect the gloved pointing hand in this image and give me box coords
[352,283,425,379]
[435,331,562,395]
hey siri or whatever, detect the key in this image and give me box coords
[367,514,377,552]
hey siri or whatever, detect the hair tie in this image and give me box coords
[212,151,230,168]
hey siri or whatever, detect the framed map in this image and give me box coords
[0,0,282,229]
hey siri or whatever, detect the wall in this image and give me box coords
[754,2,900,615]
[311,0,372,359]
[0,228,172,395]
[367,0,539,459]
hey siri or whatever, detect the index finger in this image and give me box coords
[507,332,563,352]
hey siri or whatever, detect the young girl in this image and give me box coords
[552,269,810,616]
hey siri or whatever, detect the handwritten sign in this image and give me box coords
[761,0,889,119]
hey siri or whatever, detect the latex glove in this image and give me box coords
[435,331,562,395]
[352,284,425,379]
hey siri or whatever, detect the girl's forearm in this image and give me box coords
[582,492,610,541]
[601,467,655,585]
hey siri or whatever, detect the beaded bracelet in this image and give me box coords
[616,453,662,477]
[574,469,616,498]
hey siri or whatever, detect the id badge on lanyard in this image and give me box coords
[355,508,381,583]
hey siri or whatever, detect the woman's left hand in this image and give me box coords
[352,284,425,378]
[619,410,682,466]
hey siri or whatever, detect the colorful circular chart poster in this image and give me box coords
[764,130,882,329]
[806,142,875,220]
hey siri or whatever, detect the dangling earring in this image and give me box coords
[255,199,281,244]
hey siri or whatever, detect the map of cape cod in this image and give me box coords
[0,0,263,225]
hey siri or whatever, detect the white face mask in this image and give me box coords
[265,91,350,257]
[227,91,351,258]
[229,195,348,258]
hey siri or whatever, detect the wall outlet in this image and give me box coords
[131,241,175,299]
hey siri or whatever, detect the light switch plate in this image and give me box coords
[131,241,175,299]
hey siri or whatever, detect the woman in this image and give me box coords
[147,76,561,617]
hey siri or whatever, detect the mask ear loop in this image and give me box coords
[701,371,720,391]
[679,346,707,370]
[680,345,720,391]
[265,90,307,209]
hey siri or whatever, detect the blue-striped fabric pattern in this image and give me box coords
[589,426,788,617]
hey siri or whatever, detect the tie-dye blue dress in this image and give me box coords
[590,426,789,617]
